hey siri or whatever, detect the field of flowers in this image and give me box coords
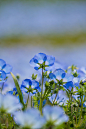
[0,53,86,129]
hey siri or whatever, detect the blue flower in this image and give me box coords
[13,108,45,128]
[0,94,22,113]
[46,61,64,72]
[43,105,69,126]
[30,53,55,70]
[7,87,18,95]
[21,79,41,95]
[49,90,69,106]
[0,70,7,84]
[63,81,74,91]
[0,59,12,74]
[49,68,66,80]
[63,73,73,82]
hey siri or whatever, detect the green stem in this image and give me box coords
[52,81,60,105]
[31,96,32,107]
[76,103,79,125]
[1,82,4,93]
[70,93,73,121]
[41,67,43,96]
[78,95,83,125]
[39,67,43,115]
[53,93,57,105]
[26,94,29,108]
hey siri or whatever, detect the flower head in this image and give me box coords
[49,68,66,81]
[0,59,12,74]
[43,105,69,126]
[0,94,22,113]
[21,79,41,95]
[49,90,68,106]
[63,81,74,91]
[13,108,45,128]
[30,53,55,70]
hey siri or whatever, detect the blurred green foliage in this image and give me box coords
[0,31,86,48]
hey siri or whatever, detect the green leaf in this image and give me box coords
[11,72,25,110]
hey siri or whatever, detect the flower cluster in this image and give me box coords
[0,53,86,129]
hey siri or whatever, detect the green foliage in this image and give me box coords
[31,73,37,80]
[11,72,25,110]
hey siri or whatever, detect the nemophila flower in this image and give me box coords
[0,94,22,113]
[7,87,18,96]
[49,90,69,106]
[13,108,45,129]
[0,70,6,84]
[0,59,12,74]
[43,105,69,127]
[63,73,73,82]
[45,61,64,72]
[63,81,74,91]
[21,79,41,95]
[49,68,66,81]
[30,53,55,70]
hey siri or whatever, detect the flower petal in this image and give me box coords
[0,70,6,84]
[45,55,55,66]
[54,69,65,80]
[29,53,47,70]
[22,79,32,88]
[31,80,39,89]
[0,59,6,70]
[3,64,13,74]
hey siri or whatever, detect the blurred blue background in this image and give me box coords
[0,0,86,80]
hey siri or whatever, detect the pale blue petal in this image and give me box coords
[31,80,39,89]
[54,69,66,80]
[49,73,56,79]
[45,55,55,66]
[21,85,28,93]
[37,87,41,92]
[43,105,69,126]
[63,73,73,82]
[3,64,13,74]
[34,53,47,64]
[13,108,45,128]
[0,94,22,113]
[30,58,40,70]
[64,81,74,91]
[0,70,6,84]
[0,59,6,70]
[29,53,47,69]
[22,79,32,88]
